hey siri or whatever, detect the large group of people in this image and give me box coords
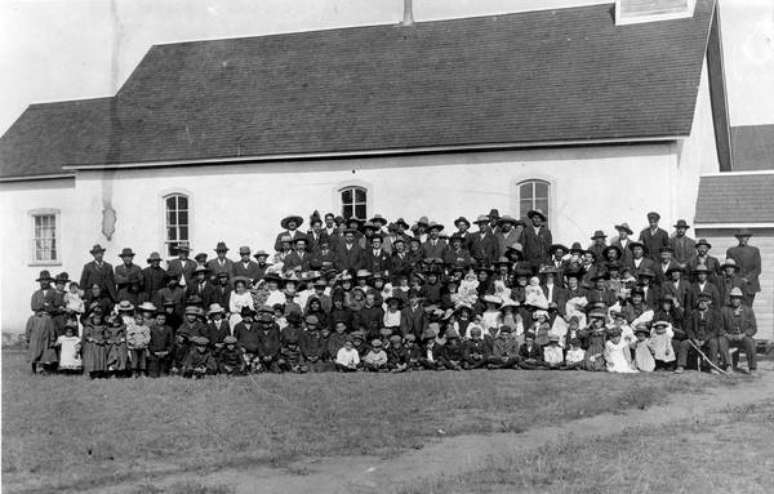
[24,208,761,377]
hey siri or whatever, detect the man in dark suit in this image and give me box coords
[186,266,217,308]
[232,246,263,281]
[726,229,762,306]
[717,258,748,307]
[453,216,473,250]
[306,212,329,253]
[654,247,680,286]
[284,238,312,273]
[142,252,168,303]
[520,209,552,268]
[638,211,670,261]
[79,244,117,301]
[390,238,412,279]
[335,229,364,272]
[539,267,567,317]
[611,222,634,267]
[660,266,691,310]
[115,248,143,298]
[274,215,307,252]
[587,230,607,267]
[626,241,657,277]
[688,265,721,309]
[670,219,696,268]
[422,222,448,260]
[469,215,498,267]
[443,234,474,270]
[687,238,721,284]
[167,244,197,287]
[206,242,234,280]
[363,234,391,274]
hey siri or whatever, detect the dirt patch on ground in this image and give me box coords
[91,364,774,494]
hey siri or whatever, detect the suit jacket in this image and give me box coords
[390,251,413,278]
[305,230,330,253]
[79,261,117,301]
[335,242,364,272]
[726,245,762,292]
[142,266,168,301]
[362,248,391,274]
[495,230,521,259]
[626,256,657,277]
[655,261,681,286]
[687,281,721,310]
[720,305,757,337]
[717,274,747,306]
[640,284,660,308]
[274,230,307,252]
[421,239,448,260]
[232,260,263,281]
[30,288,56,313]
[660,279,692,309]
[521,226,552,264]
[443,248,474,269]
[541,284,568,315]
[115,263,143,288]
[310,250,337,271]
[610,238,634,267]
[670,236,696,266]
[469,232,498,266]
[284,250,311,273]
[638,227,670,261]
[400,304,428,339]
[687,255,721,284]
[206,258,234,279]
[684,308,721,341]
[166,258,197,285]
[186,280,217,308]
[208,284,233,308]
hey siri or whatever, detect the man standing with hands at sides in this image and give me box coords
[79,244,117,302]
[639,212,669,262]
[469,215,498,268]
[670,219,696,269]
[167,244,197,287]
[726,229,761,306]
[521,209,552,268]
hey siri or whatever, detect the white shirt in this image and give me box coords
[336,347,360,367]
[543,345,563,365]
[383,310,401,328]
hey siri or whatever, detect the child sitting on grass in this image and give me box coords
[604,327,638,373]
[278,332,308,374]
[335,338,360,372]
[182,336,217,378]
[542,334,564,369]
[386,335,409,372]
[363,339,389,371]
[563,338,585,370]
[581,311,608,372]
[55,320,82,374]
[633,325,655,372]
[218,336,246,375]
[169,333,190,376]
[650,320,676,370]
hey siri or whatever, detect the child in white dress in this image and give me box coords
[604,327,638,373]
[55,322,82,373]
[64,283,85,336]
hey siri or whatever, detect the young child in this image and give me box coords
[481,295,502,333]
[206,303,230,348]
[604,327,638,373]
[326,321,348,359]
[441,330,464,371]
[581,311,607,371]
[363,339,389,371]
[517,330,543,369]
[563,338,586,370]
[81,308,107,379]
[488,325,520,369]
[55,320,82,374]
[531,310,552,348]
[218,335,246,375]
[524,276,549,309]
[650,320,676,370]
[64,282,85,336]
[148,311,173,378]
[462,326,490,369]
[404,333,423,370]
[542,334,564,368]
[335,338,360,372]
[169,333,190,375]
[126,313,151,377]
[386,335,409,372]
[182,336,217,378]
[279,332,308,373]
[105,314,129,376]
[633,325,656,372]
[234,307,261,371]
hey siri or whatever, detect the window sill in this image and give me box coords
[28,261,63,267]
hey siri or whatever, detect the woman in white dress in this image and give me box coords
[604,327,638,373]
[228,277,255,329]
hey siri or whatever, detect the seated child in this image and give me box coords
[462,326,490,369]
[55,320,82,374]
[517,330,543,369]
[524,276,549,309]
[326,321,348,358]
[278,332,308,373]
[649,320,676,370]
[563,338,586,370]
[633,325,655,372]
[604,327,638,373]
[404,333,423,370]
[363,339,389,371]
[335,338,360,372]
[542,334,564,368]
[420,330,445,370]
[488,325,520,369]
[386,335,409,372]
[531,310,551,348]
[218,336,246,375]
[182,336,217,378]
[169,333,190,375]
[581,311,607,371]
[440,330,464,370]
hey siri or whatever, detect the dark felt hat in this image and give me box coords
[214,241,229,252]
[118,247,136,257]
[695,238,712,249]
[590,230,607,240]
[673,219,690,229]
[89,244,106,254]
[454,216,471,228]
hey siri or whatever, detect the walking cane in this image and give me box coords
[686,339,730,376]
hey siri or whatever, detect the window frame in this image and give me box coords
[615,0,695,26]
[28,208,62,266]
[333,180,373,222]
[161,190,192,257]
[516,179,552,226]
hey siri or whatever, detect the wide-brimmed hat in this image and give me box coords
[117,300,135,312]
[590,230,607,240]
[35,270,53,282]
[569,242,584,254]
[427,221,444,232]
[207,303,225,315]
[474,214,490,224]
[493,256,512,267]
[415,216,429,227]
[505,243,523,260]
[634,325,650,336]
[369,214,388,226]
[89,244,106,254]
[720,258,739,270]
[392,217,409,229]
[692,264,711,274]
[118,248,136,258]
[538,265,558,275]
[194,252,208,262]
[614,222,633,235]
[665,265,683,275]
[734,228,753,238]
[588,309,606,319]
[238,246,251,255]
[549,244,568,255]
[527,209,547,222]
[499,299,520,310]
[646,211,661,221]
[496,215,519,227]
[175,243,191,254]
[54,272,70,283]
[454,216,471,228]
[191,336,210,346]
[146,252,162,263]
[252,250,269,259]
[673,219,690,229]
[137,301,158,313]
[281,215,303,229]
[627,241,647,253]
[482,294,502,305]
[214,241,229,252]
[223,335,237,345]
[695,238,712,249]
[231,275,251,287]
[240,306,255,317]
[729,287,744,298]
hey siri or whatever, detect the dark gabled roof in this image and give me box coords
[0,98,113,180]
[694,173,774,224]
[1,0,716,179]
[731,124,774,171]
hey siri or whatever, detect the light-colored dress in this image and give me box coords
[635,340,656,372]
[605,340,638,373]
[56,335,83,370]
[228,290,255,328]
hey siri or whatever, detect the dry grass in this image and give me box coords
[2,350,729,493]
[399,400,774,494]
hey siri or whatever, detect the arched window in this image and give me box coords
[164,193,189,256]
[518,179,550,223]
[340,186,367,220]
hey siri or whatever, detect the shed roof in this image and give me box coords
[1,0,717,179]
[694,173,774,224]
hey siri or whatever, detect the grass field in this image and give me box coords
[400,400,774,494]
[1,349,734,493]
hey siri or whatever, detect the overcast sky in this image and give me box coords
[1,0,772,135]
